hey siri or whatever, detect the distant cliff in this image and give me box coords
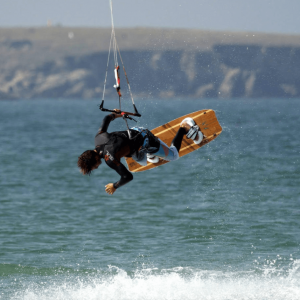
[0,28,299,99]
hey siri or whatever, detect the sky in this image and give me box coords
[1,0,300,34]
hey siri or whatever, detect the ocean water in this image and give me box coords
[0,98,299,300]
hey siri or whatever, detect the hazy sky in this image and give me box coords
[1,0,299,34]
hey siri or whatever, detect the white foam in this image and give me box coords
[13,261,300,300]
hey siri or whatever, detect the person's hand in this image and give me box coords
[105,183,116,195]
[112,109,122,118]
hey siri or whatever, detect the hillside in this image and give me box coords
[1,27,300,99]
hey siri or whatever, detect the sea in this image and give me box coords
[0,98,299,300]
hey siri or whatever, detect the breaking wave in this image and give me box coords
[10,260,300,300]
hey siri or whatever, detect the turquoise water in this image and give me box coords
[0,98,299,299]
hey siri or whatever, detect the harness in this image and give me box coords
[95,128,159,158]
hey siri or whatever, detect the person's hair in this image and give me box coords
[77,150,100,175]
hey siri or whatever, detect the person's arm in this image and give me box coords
[105,159,133,194]
[98,110,122,134]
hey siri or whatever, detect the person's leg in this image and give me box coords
[149,117,204,163]
[131,124,200,164]
[150,125,185,162]
[149,138,179,162]
[171,127,186,152]
[130,127,161,165]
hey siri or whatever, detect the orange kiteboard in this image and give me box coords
[125,109,222,172]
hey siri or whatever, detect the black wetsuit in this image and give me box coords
[94,114,145,189]
[95,113,186,190]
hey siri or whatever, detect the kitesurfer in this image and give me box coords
[77,110,202,195]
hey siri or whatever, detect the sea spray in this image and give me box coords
[11,261,300,300]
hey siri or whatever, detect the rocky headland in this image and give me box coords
[0,27,299,99]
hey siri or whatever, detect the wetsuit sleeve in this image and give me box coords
[105,159,133,189]
[98,114,115,133]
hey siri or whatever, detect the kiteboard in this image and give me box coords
[125,109,222,172]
